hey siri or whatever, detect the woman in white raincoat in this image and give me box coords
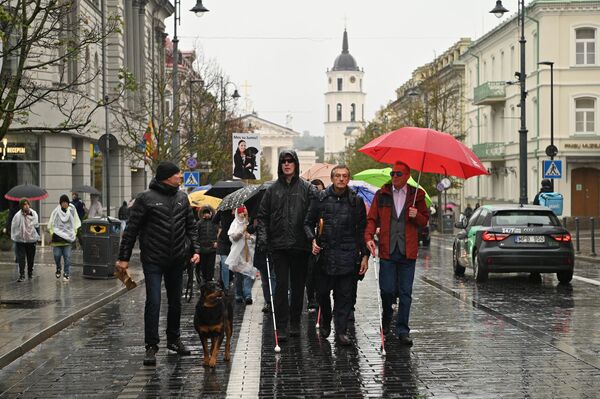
[226,206,256,304]
[48,194,81,281]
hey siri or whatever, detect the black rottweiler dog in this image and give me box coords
[194,280,233,367]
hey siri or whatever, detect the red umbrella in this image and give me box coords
[358,127,488,179]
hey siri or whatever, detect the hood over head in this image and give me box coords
[277,149,300,181]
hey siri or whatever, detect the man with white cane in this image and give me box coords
[364,161,429,346]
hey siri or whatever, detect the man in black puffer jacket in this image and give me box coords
[256,150,315,341]
[117,161,200,366]
[304,165,369,346]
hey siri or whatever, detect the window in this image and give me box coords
[575,28,596,65]
[350,103,356,122]
[337,78,343,91]
[575,97,596,133]
[336,104,342,121]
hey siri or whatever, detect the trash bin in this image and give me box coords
[442,214,455,234]
[81,217,121,279]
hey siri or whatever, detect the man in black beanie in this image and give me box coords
[117,160,201,366]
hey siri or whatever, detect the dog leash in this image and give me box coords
[184,261,194,303]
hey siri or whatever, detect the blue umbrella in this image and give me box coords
[348,180,378,209]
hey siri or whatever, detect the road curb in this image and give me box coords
[0,278,145,369]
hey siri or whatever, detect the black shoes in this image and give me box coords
[289,323,300,337]
[318,325,331,339]
[55,271,61,279]
[398,334,413,346]
[17,275,25,282]
[262,304,271,313]
[167,339,191,356]
[245,298,253,305]
[336,334,352,346]
[144,345,158,366]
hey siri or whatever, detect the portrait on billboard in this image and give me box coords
[232,133,261,180]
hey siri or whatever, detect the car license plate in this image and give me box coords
[515,235,545,243]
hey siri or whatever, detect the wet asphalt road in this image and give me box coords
[1,238,600,398]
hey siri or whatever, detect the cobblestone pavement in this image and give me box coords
[1,239,600,398]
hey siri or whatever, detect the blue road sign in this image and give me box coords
[542,160,562,179]
[183,171,200,187]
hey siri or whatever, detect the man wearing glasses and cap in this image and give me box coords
[364,161,429,346]
[256,150,315,342]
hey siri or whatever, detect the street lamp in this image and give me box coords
[491,0,528,205]
[172,0,209,152]
[407,87,429,128]
[538,61,556,191]
[220,76,240,135]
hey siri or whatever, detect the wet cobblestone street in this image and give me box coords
[1,239,600,398]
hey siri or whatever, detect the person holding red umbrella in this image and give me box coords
[364,161,429,346]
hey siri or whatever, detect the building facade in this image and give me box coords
[462,0,600,217]
[324,29,366,161]
[0,0,172,220]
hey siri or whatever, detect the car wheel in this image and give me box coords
[453,245,465,276]
[473,251,488,282]
[557,270,573,284]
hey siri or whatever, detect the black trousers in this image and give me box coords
[271,249,308,329]
[16,242,36,277]
[196,252,216,284]
[317,268,354,335]
[305,255,319,305]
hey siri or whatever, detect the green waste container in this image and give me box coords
[81,217,121,279]
[442,214,455,234]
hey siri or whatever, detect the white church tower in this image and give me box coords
[324,29,366,161]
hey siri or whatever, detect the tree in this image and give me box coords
[0,0,128,142]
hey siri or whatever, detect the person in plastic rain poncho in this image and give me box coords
[226,206,256,304]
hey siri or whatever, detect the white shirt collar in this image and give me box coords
[392,184,407,194]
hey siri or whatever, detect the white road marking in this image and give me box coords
[573,275,600,286]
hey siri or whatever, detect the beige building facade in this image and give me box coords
[462,0,600,217]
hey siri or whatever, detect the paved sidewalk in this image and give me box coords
[0,246,144,368]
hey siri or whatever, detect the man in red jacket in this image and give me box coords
[364,161,429,346]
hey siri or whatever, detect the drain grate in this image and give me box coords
[0,299,58,309]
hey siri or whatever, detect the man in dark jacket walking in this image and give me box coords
[533,179,554,205]
[305,165,368,346]
[257,150,314,341]
[116,161,200,366]
[364,161,429,346]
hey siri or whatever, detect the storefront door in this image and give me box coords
[571,167,600,217]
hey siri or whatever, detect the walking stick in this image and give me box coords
[266,255,281,353]
[373,256,386,356]
[315,307,321,328]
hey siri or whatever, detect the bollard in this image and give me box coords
[562,217,567,228]
[575,217,580,254]
[591,217,597,257]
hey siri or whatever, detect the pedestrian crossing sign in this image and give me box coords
[542,160,562,179]
[183,171,200,187]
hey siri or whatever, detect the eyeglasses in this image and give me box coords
[389,171,404,177]
[281,159,294,165]
[333,173,349,179]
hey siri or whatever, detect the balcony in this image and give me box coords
[472,142,505,160]
[473,81,506,105]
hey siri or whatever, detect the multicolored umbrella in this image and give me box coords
[300,163,336,183]
[4,184,48,201]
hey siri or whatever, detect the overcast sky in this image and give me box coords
[169,0,511,136]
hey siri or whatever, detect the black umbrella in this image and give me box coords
[72,185,101,195]
[205,180,246,199]
[217,186,258,211]
[243,180,275,217]
[4,183,48,201]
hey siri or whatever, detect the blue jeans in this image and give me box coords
[53,245,72,276]
[379,248,416,335]
[235,272,254,300]
[143,264,184,347]
[219,255,230,289]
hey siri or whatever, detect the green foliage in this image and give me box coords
[0,210,9,237]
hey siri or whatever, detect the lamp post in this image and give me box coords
[172,1,209,153]
[538,61,556,191]
[491,0,528,205]
[219,76,241,136]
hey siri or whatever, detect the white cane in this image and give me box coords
[373,256,386,356]
[266,255,281,353]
